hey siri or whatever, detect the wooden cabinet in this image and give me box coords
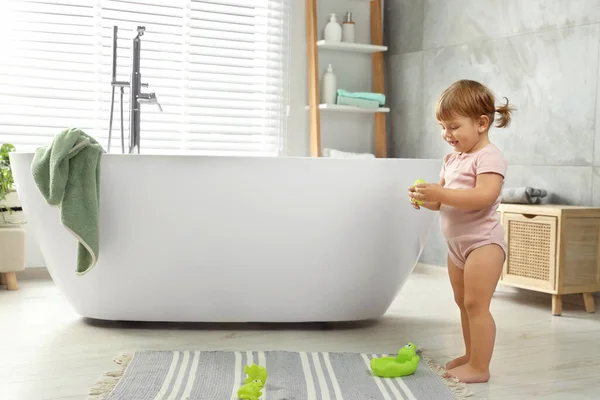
[498,204,600,316]
[0,227,25,291]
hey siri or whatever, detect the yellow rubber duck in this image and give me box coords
[370,342,420,378]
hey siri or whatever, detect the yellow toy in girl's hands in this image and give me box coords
[411,179,426,206]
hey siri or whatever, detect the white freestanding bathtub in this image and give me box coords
[10,152,441,323]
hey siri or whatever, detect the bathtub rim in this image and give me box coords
[10,151,442,163]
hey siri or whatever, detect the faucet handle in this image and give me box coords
[151,93,163,112]
[154,94,163,112]
[138,92,163,112]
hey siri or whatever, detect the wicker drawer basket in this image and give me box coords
[498,204,600,316]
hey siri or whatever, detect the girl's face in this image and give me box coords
[438,114,489,153]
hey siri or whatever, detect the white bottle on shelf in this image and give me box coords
[324,13,342,42]
[322,64,337,104]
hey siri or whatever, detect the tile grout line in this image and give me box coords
[416,50,425,160]
[420,19,600,54]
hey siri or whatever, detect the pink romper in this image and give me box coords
[439,143,507,269]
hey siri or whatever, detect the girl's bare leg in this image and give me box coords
[446,244,504,383]
[445,255,470,370]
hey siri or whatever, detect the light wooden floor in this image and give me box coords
[1,265,599,400]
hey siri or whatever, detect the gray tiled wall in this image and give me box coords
[384,0,600,266]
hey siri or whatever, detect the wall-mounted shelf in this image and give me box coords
[306,104,390,113]
[305,0,387,158]
[316,40,388,53]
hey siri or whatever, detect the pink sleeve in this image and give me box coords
[439,153,451,179]
[476,148,507,178]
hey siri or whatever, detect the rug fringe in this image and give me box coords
[417,347,475,400]
[87,352,134,400]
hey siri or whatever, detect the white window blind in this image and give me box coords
[0,0,290,156]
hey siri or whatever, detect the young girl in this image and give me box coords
[408,79,514,384]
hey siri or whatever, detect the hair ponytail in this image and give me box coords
[495,96,515,128]
[436,80,516,131]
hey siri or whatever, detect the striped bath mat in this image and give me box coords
[89,350,472,400]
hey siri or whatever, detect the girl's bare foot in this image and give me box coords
[445,355,469,370]
[444,363,490,383]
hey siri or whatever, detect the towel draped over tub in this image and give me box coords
[31,127,104,275]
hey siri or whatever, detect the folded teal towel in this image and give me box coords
[31,128,105,275]
[336,95,381,110]
[336,89,386,106]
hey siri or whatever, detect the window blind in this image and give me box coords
[0,0,290,156]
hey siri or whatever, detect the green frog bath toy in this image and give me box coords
[370,342,420,378]
[238,364,268,400]
[237,381,263,400]
[244,363,268,385]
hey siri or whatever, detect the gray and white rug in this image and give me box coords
[89,350,472,400]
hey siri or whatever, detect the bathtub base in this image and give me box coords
[78,307,389,324]
[65,294,395,323]
[61,265,409,323]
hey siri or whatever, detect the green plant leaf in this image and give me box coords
[0,143,16,203]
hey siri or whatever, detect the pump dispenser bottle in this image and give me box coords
[322,64,337,104]
[324,13,342,42]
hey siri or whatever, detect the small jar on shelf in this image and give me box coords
[342,12,355,43]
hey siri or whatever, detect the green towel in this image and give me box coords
[336,95,381,110]
[336,89,386,106]
[31,128,105,275]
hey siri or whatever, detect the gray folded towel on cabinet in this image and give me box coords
[501,187,548,204]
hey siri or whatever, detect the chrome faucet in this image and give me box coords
[107,26,163,154]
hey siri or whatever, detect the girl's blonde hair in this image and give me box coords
[435,80,515,129]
